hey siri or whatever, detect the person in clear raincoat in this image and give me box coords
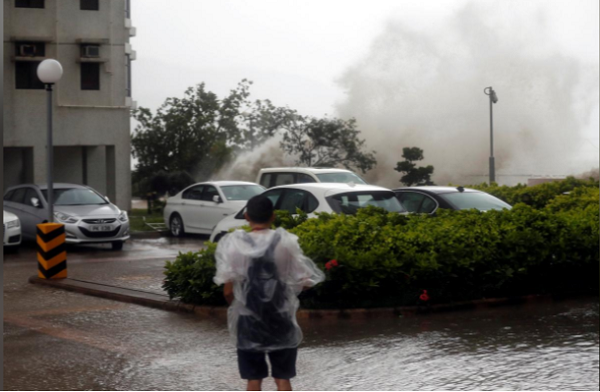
[214,195,325,391]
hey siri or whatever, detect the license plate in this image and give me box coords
[90,225,112,232]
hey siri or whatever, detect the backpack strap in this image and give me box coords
[242,232,256,247]
[242,231,281,260]
[266,232,281,256]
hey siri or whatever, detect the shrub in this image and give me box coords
[163,242,226,306]
[545,186,600,213]
[468,176,598,209]
[162,182,599,309]
[293,205,598,308]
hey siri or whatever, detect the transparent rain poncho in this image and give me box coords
[214,228,325,352]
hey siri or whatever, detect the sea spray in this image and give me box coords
[212,137,295,182]
[335,2,599,186]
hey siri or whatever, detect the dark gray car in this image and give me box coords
[3,183,130,250]
[393,186,512,214]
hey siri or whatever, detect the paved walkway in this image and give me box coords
[8,236,207,297]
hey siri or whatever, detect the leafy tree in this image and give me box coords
[238,100,297,150]
[280,116,377,173]
[131,80,295,195]
[394,147,435,186]
[131,81,251,184]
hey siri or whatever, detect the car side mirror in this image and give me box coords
[213,195,222,204]
[31,197,41,208]
[105,196,110,202]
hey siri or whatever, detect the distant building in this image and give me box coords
[3,0,136,210]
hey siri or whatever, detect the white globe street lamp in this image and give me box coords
[37,59,63,222]
[37,59,63,84]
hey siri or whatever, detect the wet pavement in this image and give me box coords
[3,239,600,390]
[4,236,205,295]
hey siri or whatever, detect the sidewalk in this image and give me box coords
[28,250,560,321]
[28,244,229,318]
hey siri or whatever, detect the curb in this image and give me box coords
[29,276,228,318]
[29,276,574,320]
[296,295,555,319]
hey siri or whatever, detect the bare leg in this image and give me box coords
[247,379,262,391]
[274,378,292,391]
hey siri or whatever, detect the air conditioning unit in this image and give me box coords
[82,45,100,58]
[19,44,37,56]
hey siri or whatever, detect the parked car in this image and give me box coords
[163,181,266,237]
[209,183,405,242]
[3,210,22,249]
[393,186,512,213]
[3,183,130,250]
[256,167,368,188]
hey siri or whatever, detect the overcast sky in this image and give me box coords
[131,0,599,183]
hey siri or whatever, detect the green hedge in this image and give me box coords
[467,176,599,209]
[163,183,599,309]
[293,205,598,308]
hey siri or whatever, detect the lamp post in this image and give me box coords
[37,59,63,222]
[483,86,498,184]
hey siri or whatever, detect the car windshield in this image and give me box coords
[327,191,406,214]
[440,192,512,211]
[220,185,265,201]
[316,172,367,184]
[41,188,108,206]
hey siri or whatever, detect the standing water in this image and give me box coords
[3,253,598,391]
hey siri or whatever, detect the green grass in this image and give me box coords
[128,209,165,232]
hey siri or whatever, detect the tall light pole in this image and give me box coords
[37,59,63,222]
[484,86,498,184]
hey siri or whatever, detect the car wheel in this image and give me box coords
[111,241,124,251]
[170,214,185,237]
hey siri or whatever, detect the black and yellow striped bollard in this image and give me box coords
[37,223,67,279]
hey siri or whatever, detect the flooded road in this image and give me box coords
[4,240,599,390]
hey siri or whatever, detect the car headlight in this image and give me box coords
[6,219,20,228]
[118,211,128,222]
[54,212,79,224]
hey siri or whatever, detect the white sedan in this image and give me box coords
[3,210,22,249]
[164,181,266,237]
[209,183,406,242]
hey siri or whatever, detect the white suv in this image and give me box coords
[256,167,367,189]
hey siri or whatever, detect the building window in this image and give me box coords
[15,0,44,8]
[15,42,46,89]
[81,63,100,90]
[125,0,131,18]
[80,0,99,11]
[16,62,45,89]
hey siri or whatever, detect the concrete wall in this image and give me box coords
[54,146,83,184]
[3,0,134,210]
[85,145,107,195]
[3,147,34,187]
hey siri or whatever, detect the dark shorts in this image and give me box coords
[237,348,298,380]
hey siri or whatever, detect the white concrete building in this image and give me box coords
[3,0,136,210]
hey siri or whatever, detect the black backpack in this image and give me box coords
[237,232,295,349]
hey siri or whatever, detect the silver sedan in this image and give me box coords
[3,183,130,250]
